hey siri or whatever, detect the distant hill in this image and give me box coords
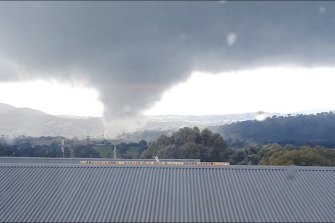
[0,103,104,137]
[143,113,278,130]
[210,112,335,147]
[119,112,281,141]
[0,103,279,139]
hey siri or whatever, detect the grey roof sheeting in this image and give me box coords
[0,161,335,222]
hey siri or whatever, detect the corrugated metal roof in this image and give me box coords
[0,160,335,222]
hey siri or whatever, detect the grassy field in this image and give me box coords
[95,146,114,158]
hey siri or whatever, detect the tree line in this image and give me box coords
[140,127,335,166]
[1,126,335,166]
[210,111,335,147]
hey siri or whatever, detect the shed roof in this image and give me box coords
[0,158,334,222]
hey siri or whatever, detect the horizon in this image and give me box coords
[1,67,335,118]
[0,100,333,119]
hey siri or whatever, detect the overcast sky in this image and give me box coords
[0,1,335,135]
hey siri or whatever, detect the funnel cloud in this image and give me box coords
[0,2,335,137]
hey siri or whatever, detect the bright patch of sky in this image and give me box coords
[0,80,103,117]
[1,67,335,117]
[144,67,335,116]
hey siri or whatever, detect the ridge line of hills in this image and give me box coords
[0,102,277,139]
[0,103,104,138]
[2,102,335,147]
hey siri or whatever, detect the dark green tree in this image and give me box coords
[140,127,227,162]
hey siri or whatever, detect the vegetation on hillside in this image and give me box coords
[2,121,335,166]
[210,112,335,147]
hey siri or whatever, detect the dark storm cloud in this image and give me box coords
[0,1,335,121]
